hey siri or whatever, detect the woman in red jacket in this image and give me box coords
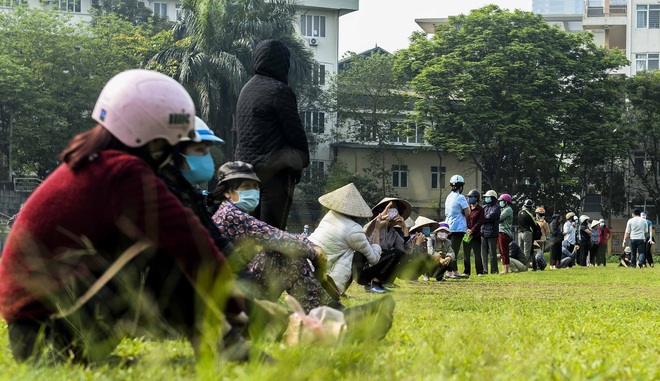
[0,70,241,364]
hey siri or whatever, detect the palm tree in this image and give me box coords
[150,0,317,160]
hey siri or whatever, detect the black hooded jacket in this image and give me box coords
[234,40,310,178]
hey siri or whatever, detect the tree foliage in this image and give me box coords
[624,71,660,215]
[395,6,628,214]
[324,51,408,197]
[150,0,318,161]
[0,7,172,178]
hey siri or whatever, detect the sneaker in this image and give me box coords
[445,273,458,279]
[423,275,430,282]
[366,285,387,294]
[456,273,469,279]
[477,273,485,277]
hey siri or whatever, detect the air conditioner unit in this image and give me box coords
[309,38,318,46]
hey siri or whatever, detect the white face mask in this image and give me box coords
[437,232,448,240]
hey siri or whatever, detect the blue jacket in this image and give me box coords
[481,203,501,238]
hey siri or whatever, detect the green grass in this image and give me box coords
[1,266,659,380]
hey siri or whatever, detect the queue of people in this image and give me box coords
[0,39,654,367]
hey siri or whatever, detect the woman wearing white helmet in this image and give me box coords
[0,70,242,364]
[444,174,470,278]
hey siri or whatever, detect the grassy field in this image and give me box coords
[1,265,659,380]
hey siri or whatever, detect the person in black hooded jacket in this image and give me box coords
[234,39,309,231]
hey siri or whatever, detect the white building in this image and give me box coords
[533,0,584,15]
[294,0,359,181]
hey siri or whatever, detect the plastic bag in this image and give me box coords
[283,295,346,346]
[463,234,472,243]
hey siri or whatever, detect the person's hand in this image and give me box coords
[414,233,425,246]
[375,213,389,230]
[393,214,405,227]
[466,229,472,236]
[438,256,451,266]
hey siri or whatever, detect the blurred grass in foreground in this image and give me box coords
[1,265,659,380]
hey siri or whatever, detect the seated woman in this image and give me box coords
[0,70,240,364]
[426,222,455,281]
[360,198,414,292]
[307,183,385,295]
[210,161,340,312]
[507,241,528,273]
[558,240,578,268]
[404,216,439,280]
[619,246,632,267]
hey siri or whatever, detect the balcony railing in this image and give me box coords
[586,0,627,17]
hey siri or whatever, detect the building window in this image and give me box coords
[303,161,325,183]
[1,0,27,7]
[56,0,80,12]
[636,53,660,72]
[391,123,426,144]
[358,122,377,142]
[392,164,408,188]
[637,4,660,28]
[312,64,326,86]
[300,111,325,134]
[175,3,182,21]
[154,2,167,18]
[430,166,446,189]
[301,14,326,37]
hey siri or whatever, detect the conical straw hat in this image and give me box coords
[371,197,412,219]
[405,217,416,228]
[411,216,439,233]
[318,183,373,218]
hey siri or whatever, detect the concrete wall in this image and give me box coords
[0,184,29,218]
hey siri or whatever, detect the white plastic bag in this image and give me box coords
[283,295,346,346]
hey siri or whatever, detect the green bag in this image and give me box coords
[463,234,472,243]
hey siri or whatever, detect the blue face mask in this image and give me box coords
[484,197,492,204]
[468,197,477,204]
[181,153,215,185]
[499,201,506,208]
[422,227,431,236]
[234,189,260,212]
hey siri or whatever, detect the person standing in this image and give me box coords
[234,39,309,231]
[577,215,592,266]
[535,207,551,252]
[445,175,470,278]
[497,194,514,275]
[548,214,563,269]
[642,212,655,268]
[623,209,647,268]
[464,189,484,276]
[563,212,578,253]
[588,220,600,266]
[517,199,537,270]
[596,219,611,266]
[481,190,501,274]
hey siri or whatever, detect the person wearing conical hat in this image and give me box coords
[307,183,387,294]
[361,197,415,291]
[402,216,440,280]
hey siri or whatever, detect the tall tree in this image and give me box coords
[0,8,171,178]
[395,6,627,212]
[324,51,408,198]
[150,0,317,161]
[624,71,660,216]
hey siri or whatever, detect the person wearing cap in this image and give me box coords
[641,212,655,268]
[306,183,386,294]
[596,219,611,266]
[517,199,538,270]
[588,219,600,266]
[619,246,632,267]
[427,222,456,281]
[445,175,470,278]
[0,70,243,364]
[623,209,647,268]
[577,215,592,266]
[210,161,340,312]
[301,224,311,238]
[464,189,484,277]
[363,197,415,289]
[161,117,233,256]
[481,190,501,274]
[497,193,514,274]
[563,212,578,253]
[234,40,309,232]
